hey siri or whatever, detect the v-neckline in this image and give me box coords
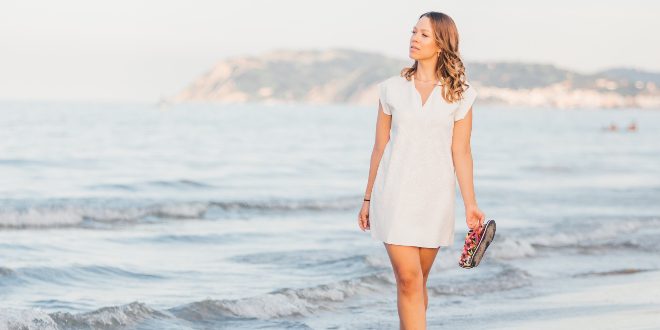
[411,75,440,109]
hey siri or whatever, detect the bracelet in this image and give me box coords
[364,198,370,202]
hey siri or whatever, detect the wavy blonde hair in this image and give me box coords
[401,11,470,104]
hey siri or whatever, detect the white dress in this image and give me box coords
[369,74,478,248]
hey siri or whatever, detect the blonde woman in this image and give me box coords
[358,11,485,329]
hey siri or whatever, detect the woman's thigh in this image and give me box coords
[419,247,440,278]
[383,243,423,281]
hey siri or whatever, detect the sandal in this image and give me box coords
[459,219,496,269]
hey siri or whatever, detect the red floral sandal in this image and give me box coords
[459,219,496,269]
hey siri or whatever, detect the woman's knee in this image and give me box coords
[395,269,423,294]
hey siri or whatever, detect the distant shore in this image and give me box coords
[167,49,660,110]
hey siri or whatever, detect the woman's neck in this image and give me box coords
[415,58,438,82]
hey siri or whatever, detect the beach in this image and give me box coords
[1,102,659,329]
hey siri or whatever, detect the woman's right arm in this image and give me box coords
[364,100,392,199]
[358,101,391,231]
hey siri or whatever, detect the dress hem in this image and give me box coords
[369,232,451,249]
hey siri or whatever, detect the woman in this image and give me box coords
[357,11,486,329]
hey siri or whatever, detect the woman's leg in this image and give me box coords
[419,247,440,311]
[384,243,426,330]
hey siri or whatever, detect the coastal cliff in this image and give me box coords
[168,48,659,109]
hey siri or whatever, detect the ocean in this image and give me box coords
[1,101,659,329]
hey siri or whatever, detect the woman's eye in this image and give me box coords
[410,30,428,37]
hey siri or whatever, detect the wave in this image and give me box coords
[87,179,216,192]
[207,196,356,212]
[0,196,358,230]
[0,205,86,229]
[0,202,209,230]
[573,268,652,277]
[0,265,164,287]
[0,266,14,277]
[168,265,533,321]
[3,299,314,330]
[487,217,660,260]
[145,179,215,189]
[48,301,171,330]
[0,158,56,167]
[0,308,59,330]
[168,272,394,320]
[0,264,535,328]
[0,273,392,329]
[133,232,261,245]
[428,266,533,296]
[231,251,386,272]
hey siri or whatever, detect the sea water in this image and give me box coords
[0,101,659,329]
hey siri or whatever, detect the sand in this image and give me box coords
[494,269,660,329]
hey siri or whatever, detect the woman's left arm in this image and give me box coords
[452,106,485,231]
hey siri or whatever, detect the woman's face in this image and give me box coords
[409,16,440,60]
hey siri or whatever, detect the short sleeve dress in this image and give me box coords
[369,74,478,248]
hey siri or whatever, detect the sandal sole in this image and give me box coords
[472,220,496,267]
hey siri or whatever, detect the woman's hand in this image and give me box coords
[358,201,370,231]
[465,204,485,231]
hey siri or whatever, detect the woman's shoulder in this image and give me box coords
[378,74,408,89]
[461,79,478,98]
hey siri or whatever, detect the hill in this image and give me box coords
[168,48,659,109]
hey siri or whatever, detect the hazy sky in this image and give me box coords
[1,0,658,102]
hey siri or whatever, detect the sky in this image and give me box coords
[0,0,658,103]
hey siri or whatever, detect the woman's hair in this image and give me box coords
[401,11,469,103]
